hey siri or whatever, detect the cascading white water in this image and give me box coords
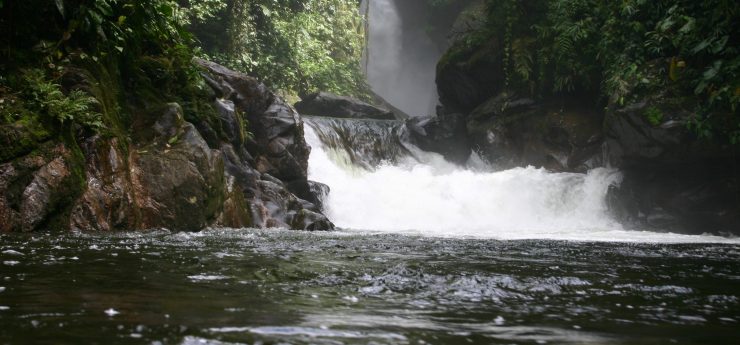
[304,124,740,243]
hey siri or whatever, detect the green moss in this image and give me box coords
[0,90,52,161]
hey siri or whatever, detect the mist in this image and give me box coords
[362,0,445,117]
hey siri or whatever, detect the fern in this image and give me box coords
[23,69,103,130]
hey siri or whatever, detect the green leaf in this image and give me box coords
[159,4,174,17]
[692,39,712,54]
[260,5,271,17]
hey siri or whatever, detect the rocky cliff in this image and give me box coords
[429,8,739,235]
[0,60,333,232]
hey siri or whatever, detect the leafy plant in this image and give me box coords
[23,69,102,130]
[185,0,370,99]
[474,0,739,143]
[644,106,664,126]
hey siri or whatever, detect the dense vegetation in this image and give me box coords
[182,0,369,99]
[0,0,369,162]
[1,0,208,160]
[2,0,737,147]
[448,0,739,143]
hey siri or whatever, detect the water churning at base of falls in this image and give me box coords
[304,118,739,243]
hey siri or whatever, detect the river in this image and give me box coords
[1,117,738,344]
[1,229,739,344]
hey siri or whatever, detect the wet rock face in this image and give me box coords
[196,59,311,183]
[0,144,81,233]
[436,40,504,114]
[69,137,137,232]
[132,108,227,231]
[603,100,740,235]
[407,110,471,165]
[1,60,334,232]
[295,92,398,120]
[465,94,603,172]
[68,104,230,232]
[195,58,334,231]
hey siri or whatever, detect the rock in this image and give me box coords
[69,136,137,232]
[251,179,334,230]
[292,209,335,231]
[195,58,334,230]
[196,58,311,183]
[130,106,226,231]
[407,109,471,165]
[448,0,487,45]
[2,60,335,232]
[604,99,697,168]
[0,143,83,233]
[308,181,330,212]
[295,92,398,120]
[20,155,72,231]
[436,37,504,114]
[305,116,411,169]
[604,98,740,235]
[217,173,252,228]
[466,93,603,172]
[153,104,184,138]
[214,99,245,148]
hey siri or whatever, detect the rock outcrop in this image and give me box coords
[0,60,334,232]
[465,94,603,172]
[295,91,398,120]
[432,20,738,235]
[604,98,740,234]
[406,109,471,165]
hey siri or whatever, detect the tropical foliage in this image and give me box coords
[0,0,212,133]
[468,0,738,142]
[183,0,369,99]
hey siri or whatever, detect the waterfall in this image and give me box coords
[363,0,441,117]
[303,118,650,241]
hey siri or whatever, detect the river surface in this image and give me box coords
[1,229,739,344]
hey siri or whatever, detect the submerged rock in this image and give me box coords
[295,92,398,120]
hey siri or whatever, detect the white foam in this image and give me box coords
[305,125,740,244]
[188,275,229,281]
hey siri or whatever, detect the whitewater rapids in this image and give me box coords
[304,123,739,243]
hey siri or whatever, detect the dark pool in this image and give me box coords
[1,229,739,344]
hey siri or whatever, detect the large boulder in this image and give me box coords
[604,98,740,235]
[0,143,84,233]
[436,36,504,114]
[129,104,227,231]
[305,116,411,169]
[466,93,603,172]
[295,92,398,120]
[195,58,333,230]
[70,104,229,232]
[69,136,138,232]
[407,109,471,165]
[1,60,334,232]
